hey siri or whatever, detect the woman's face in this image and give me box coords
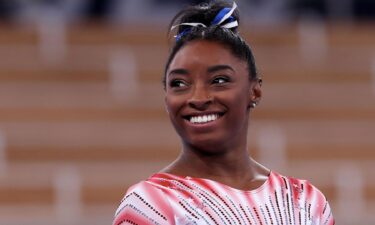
[165,40,261,153]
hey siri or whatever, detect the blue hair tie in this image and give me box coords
[211,7,232,25]
[175,28,192,42]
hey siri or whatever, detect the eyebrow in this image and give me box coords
[168,68,189,76]
[207,64,234,73]
[169,64,234,77]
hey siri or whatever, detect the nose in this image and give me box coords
[188,85,212,110]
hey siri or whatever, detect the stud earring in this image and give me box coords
[251,102,257,108]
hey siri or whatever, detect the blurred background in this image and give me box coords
[0,0,374,224]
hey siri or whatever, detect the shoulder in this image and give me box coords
[113,180,174,225]
[271,171,335,224]
[271,171,326,199]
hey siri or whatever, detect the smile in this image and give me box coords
[188,113,222,124]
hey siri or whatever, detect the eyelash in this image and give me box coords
[169,79,187,88]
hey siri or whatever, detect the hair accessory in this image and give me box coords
[171,2,238,41]
[211,2,238,28]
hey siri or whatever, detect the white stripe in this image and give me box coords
[207,180,239,223]
[216,2,238,25]
[170,22,207,31]
[221,21,238,29]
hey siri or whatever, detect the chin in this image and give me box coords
[185,136,229,155]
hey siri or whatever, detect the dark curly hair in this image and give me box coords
[163,0,258,88]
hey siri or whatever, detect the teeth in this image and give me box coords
[189,114,219,124]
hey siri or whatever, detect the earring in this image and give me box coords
[251,102,257,108]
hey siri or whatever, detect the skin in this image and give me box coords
[161,40,269,191]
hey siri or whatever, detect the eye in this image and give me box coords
[169,79,188,88]
[212,76,230,84]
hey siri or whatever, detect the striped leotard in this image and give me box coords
[113,171,334,225]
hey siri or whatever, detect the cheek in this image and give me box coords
[165,95,183,118]
[165,95,187,137]
[225,88,250,108]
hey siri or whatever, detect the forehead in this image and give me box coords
[168,40,246,71]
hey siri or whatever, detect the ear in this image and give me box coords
[248,78,262,107]
[164,96,170,114]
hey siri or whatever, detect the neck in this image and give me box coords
[179,146,254,179]
[166,132,256,180]
[161,135,270,190]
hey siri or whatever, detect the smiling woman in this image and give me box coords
[165,40,257,155]
[113,1,334,225]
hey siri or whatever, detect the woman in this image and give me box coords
[113,1,334,224]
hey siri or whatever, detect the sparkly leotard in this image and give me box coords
[113,171,334,225]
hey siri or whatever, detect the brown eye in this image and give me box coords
[170,79,188,88]
[212,76,230,84]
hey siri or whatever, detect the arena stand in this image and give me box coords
[0,21,374,224]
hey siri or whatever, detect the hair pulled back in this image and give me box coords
[163,0,258,88]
